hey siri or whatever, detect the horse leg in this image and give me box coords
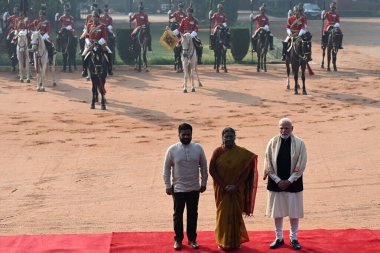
[138,51,142,72]
[264,52,267,72]
[63,52,67,72]
[223,50,228,73]
[183,61,188,92]
[286,61,291,90]
[91,76,96,109]
[195,63,202,87]
[51,54,57,87]
[100,77,106,110]
[293,64,299,95]
[26,53,31,82]
[257,53,260,72]
[143,49,149,72]
[327,48,332,71]
[333,51,337,71]
[321,47,325,69]
[18,53,23,82]
[301,63,307,95]
[190,66,195,92]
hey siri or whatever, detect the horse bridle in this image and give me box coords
[292,38,311,61]
[182,36,195,60]
[31,35,46,58]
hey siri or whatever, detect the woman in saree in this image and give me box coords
[209,127,258,250]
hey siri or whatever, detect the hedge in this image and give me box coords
[230,28,250,63]
[116,28,134,65]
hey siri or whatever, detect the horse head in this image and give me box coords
[16,30,28,51]
[300,39,312,62]
[181,33,192,58]
[216,25,228,46]
[30,31,43,52]
[91,42,106,75]
[330,28,342,52]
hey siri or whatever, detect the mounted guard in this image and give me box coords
[173,5,203,65]
[56,4,77,52]
[81,10,113,77]
[168,2,186,31]
[321,2,343,49]
[28,6,55,65]
[209,3,231,50]
[250,4,274,52]
[129,2,152,51]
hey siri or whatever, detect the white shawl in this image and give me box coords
[263,134,307,183]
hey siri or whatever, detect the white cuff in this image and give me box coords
[107,25,113,30]
[288,9,292,18]
[299,29,306,36]
[98,38,106,45]
[249,13,254,20]
[333,23,340,28]
[173,29,179,36]
[42,33,49,40]
[190,31,197,38]
[222,22,227,28]
[85,38,91,46]
[55,13,60,21]
[65,25,72,30]
[287,28,292,36]
[264,25,270,31]
[321,10,325,19]
[167,10,172,15]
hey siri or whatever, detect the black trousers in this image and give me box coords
[172,191,200,243]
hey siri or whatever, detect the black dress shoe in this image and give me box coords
[188,241,199,249]
[290,240,301,250]
[174,241,182,251]
[269,239,284,249]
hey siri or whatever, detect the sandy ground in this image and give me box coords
[0,18,379,236]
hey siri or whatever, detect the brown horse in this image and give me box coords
[321,26,341,72]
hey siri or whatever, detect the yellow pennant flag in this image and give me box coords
[160,29,180,51]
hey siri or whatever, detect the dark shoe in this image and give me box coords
[339,46,344,49]
[188,241,199,249]
[174,241,182,251]
[290,240,301,250]
[269,239,284,249]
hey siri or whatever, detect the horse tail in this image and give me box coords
[307,62,314,76]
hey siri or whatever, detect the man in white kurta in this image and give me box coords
[263,118,307,250]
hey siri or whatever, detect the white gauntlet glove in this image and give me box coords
[264,25,270,31]
[321,10,325,19]
[85,38,91,46]
[190,31,197,38]
[333,22,340,28]
[286,28,292,36]
[298,29,306,36]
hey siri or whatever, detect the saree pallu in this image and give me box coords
[211,146,258,249]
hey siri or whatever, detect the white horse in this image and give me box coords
[16,30,31,83]
[30,31,56,92]
[181,33,202,93]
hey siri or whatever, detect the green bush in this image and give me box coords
[230,28,250,63]
[116,28,134,65]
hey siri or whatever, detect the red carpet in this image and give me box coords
[0,229,379,253]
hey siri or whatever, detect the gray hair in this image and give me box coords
[279,117,293,126]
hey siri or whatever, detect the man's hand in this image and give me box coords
[278,180,291,190]
[200,186,206,193]
[166,188,173,195]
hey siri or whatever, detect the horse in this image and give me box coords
[255,28,270,72]
[6,30,18,72]
[285,34,312,95]
[321,26,341,72]
[57,28,77,72]
[86,42,108,110]
[16,30,31,83]
[30,31,56,92]
[181,33,202,93]
[169,21,183,73]
[213,25,228,73]
[132,24,149,72]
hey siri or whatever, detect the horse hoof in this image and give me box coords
[41,87,45,92]
[199,82,203,87]
[86,77,90,81]
[138,69,141,72]
[287,85,290,90]
[20,79,24,83]
[191,88,195,92]
[101,105,106,110]
[334,68,337,72]
[257,69,260,72]
[91,104,95,109]
[224,69,228,73]
[216,69,219,73]
[27,80,30,83]
[294,90,299,95]
[303,90,308,95]
[145,69,149,72]
[321,65,324,69]
[53,82,57,87]
[327,68,331,72]
[69,69,73,73]
[183,89,187,93]
[264,69,267,72]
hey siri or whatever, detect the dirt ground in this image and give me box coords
[0,17,379,235]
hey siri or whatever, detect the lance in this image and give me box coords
[250,0,254,62]
[129,0,132,29]
[321,0,325,37]
[209,0,213,47]
[169,0,173,26]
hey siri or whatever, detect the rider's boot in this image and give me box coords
[81,55,88,77]
[226,32,231,48]
[147,31,152,51]
[44,41,54,65]
[209,34,214,50]
[281,41,288,61]
[339,34,344,49]
[105,46,113,75]
[197,46,203,65]
[251,38,257,52]
[269,34,274,50]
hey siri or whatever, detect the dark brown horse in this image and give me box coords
[321,26,341,72]
[285,34,312,95]
[213,25,228,73]
[255,28,269,72]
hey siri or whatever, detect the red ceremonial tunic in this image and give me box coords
[210,12,227,33]
[28,18,51,35]
[85,22,107,43]
[286,15,306,35]
[251,14,269,34]
[59,15,74,27]
[14,17,29,30]
[100,14,113,26]
[178,16,199,34]
[5,15,18,34]
[85,14,93,26]
[131,12,149,34]
[323,11,340,32]
[169,10,186,23]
